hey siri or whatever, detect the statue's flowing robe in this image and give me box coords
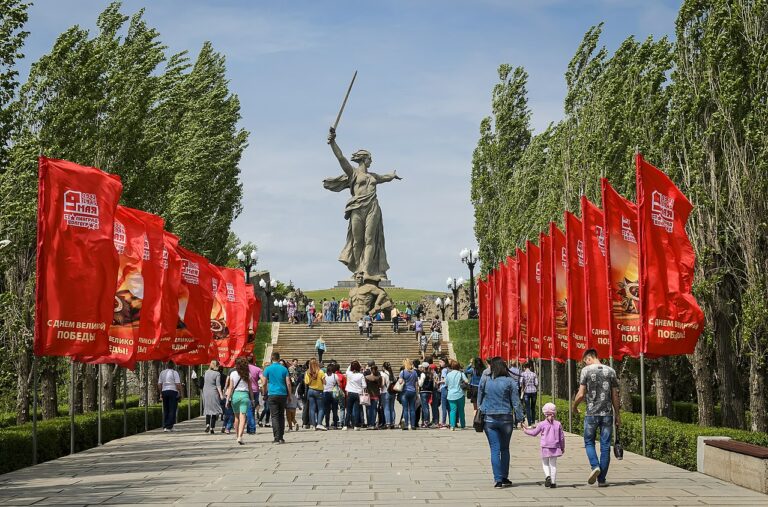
[323,168,389,278]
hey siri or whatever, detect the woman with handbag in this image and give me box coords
[445,359,469,430]
[344,361,367,430]
[322,363,341,429]
[364,365,382,429]
[202,359,224,434]
[381,362,396,429]
[304,358,327,430]
[398,359,419,430]
[226,357,255,445]
[477,357,525,488]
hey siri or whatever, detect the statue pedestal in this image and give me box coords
[349,278,393,321]
[336,278,393,289]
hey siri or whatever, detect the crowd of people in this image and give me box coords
[159,346,619,489]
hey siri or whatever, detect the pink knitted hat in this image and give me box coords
[542,403,557,416]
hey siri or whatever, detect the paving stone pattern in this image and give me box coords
[1,402,767,506]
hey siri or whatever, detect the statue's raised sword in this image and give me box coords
[331,70,357,135]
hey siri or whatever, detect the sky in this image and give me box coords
[19,0,680,291]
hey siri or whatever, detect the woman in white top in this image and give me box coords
[344,360,367,430]
[322,363,342,429]
[227,357,255,445]
[381,362,396,429]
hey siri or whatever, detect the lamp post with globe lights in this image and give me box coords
[435,296,451,321]
[259,278,277,319]
[460,249,480,318]
[236,248,258,283]
[446,277,464,320]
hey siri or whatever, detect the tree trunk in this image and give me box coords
[82,364,97,412]
[556,361,568,401]
[73,362,83,414]
[139,362,148,407]
[712,287,746,429]
[653,357,673,418]
[149,361,161,403]
[618,358,634,412]
[749,354,767,433]
[689,337,715,426]
[100,364,116,411]
[15,351,31,425]
[40,359,59,419]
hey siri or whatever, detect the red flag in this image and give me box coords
[602,179,642,359]
[494,265,503,357]
[172,246,215,357]
[481,278,492,359]
[35,157,122,357]
[150,232,182,361]
[79,205,145,369]
[214,267,249,367]
[243,284,257,356]
[581,197,612,358]
[526,241,541,359]
[503,256,519,361]
[119,208,166,362]
[551,224,569,362]
[636,154,704,356]
[539,232,554,360]
[517,248,529,362]
[487,270,497,357]
[499,261,510,360]
[565,211,588,361]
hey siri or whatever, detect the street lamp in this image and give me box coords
[446,277,465,320]
[435,296,451,321]
[460,248,480,319]
[259,277,278,318]
[236,248,258,283]
[274,298,288,321]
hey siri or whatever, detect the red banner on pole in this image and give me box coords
[504,256,519,361]
[527,241,541,359]
[601,179,642,359]
[499,261,510,360]
[243,284,257,356]
[478,278,489,358]
[539,232,553,360]
[517,248,529,362]
[494,264,504,357]
[35,157,122,358]
[120,208,165,362]
[636,154,704,356]
[551,224,568,362]
[565,211,588,361]
[214,267,249,367]
[172,246,215,357]
[581,197,612,358]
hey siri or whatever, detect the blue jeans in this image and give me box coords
[523,392,537,425]
[161,390,179,429]
[323,391,339,427]
[221,399,234,430]
[380,391,395,425]
[308,389,325,427]
[345,392,362,428]
[420,392,431,425]
[440,388,449,425]
[366,398,379,427]
[402,391,417,428]
[342,310,350,321]
[307,311,313,326]
[246,400,256,433]
[584,415,613,483]
[484,414,515,482]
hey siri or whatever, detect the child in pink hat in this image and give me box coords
[523,402,565,488]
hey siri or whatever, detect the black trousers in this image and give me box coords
[268,395,287,440]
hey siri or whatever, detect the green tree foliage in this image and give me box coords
[470,1,767,430]
[0,2,249,420]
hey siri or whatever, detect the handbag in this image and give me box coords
[393,378,405,392]
[473,410,485,432]
[359,392,371,406]
[614,429,624,460]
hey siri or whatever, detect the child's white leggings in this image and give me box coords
[542,457,558,483]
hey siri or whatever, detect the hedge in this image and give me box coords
[539,395,768,471]
[0,399,200,475]
[448,319,479,366]
[0,395,145,430]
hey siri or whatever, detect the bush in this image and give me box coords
[0,399,200,475]
[448,319,479,366]
[538,395,768,471]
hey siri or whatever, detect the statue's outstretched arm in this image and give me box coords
[328,127,353,176]
[372,170,403,184]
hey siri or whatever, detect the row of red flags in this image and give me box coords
[34,157,262,369]
[478,154,705,362]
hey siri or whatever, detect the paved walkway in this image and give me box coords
[1,405,767,506]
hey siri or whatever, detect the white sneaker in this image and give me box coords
[317,424,327,431]
[341,426,348,431]
[588,467,601,485]
[354,427,361,431]
[163,428,169,432]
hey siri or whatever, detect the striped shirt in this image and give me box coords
[521,370,538,394]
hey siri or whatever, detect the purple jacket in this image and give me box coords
[523,419,565,458]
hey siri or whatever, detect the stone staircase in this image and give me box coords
[269,322,452,367]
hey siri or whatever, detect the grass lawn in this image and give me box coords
[304,287,442,306]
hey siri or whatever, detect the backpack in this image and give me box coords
[422,370,435,392]
[331,374,344,401]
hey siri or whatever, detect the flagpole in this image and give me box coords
[551,358,555,405]
[143,362,148,432]
[70,359,76,455]
[123,367,127,437]
[32,356,38,465]
[187,367,191,421]
[199,365,203,417]
[97,365,102,446]
[537,357,542,420]
[567,359,572,433]
[640,353,647,456]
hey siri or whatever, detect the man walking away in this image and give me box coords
[520,361,539,426]
[158,361,182,432]
[572,348,620,487]
[262,352,293,443]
